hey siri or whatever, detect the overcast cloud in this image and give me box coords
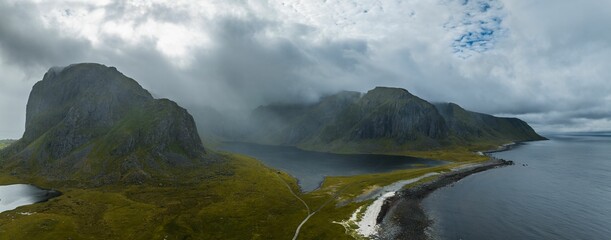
[1,0,610,138]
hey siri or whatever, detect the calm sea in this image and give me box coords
[423,133,611,240]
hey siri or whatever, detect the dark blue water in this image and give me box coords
[220,142,445,192]
[423,133,611,240]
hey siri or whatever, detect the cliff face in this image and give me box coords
[0,63,207,184]
[434,102,547,142]
[337,87,448,142]
[251,87,545,153]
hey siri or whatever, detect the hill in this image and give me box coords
[0,63,209,185]
[0,140,15,150]
[434,102,546,143]
[250,87,545,153]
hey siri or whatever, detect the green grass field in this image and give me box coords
[0,147,488,240]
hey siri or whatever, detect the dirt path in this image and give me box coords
[275,173,341,240]
[275,174,313,240]
[276,174,310,215]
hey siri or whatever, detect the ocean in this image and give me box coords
[423,133,611,239]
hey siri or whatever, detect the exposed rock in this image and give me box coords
[250,86,545,153]
[434,102,546,142]
[0,63,209,184]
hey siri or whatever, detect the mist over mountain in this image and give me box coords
[0,63,209,185]
[434,102,546,142]
[243,87,544,153]
[0,62,547,183]
[1,1,610,137]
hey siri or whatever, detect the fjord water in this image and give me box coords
[0,184,55,213]
[220,142,445,192]
[423,133,611,240]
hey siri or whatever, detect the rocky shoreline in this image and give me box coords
[376,158,514,240]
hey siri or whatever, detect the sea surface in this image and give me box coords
[0,184,56,213]
[220,142,445,192]
[423,133,611,240]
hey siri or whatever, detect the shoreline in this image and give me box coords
[481,141,521,154]
[376,154,516,239]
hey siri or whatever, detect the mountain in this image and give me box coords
[189,105,248,144]
[434,102,546,143]
[0,140,15,150]
[0,63,209,184]
[250,87,545,152]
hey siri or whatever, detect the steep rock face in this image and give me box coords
[434,102,546,142]
[0,63,207,184]
[252,87,451,152]
[336,87,448,142]
[250,87,545,153]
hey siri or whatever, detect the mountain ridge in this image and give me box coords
[248,86,545,153]
[0,63,210,185]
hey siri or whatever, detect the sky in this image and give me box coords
[0,0,610,138]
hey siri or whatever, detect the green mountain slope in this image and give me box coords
[0,63,209,185]
[0,140,15,150]
[434,102,546,143]
[251,87,545,153]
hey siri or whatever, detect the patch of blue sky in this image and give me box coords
[444,0,507,58]
[479,2,491,12]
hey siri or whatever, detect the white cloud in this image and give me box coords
[0,0,609,138]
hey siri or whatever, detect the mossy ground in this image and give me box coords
[0,140,14,150]
[0,147,488,240]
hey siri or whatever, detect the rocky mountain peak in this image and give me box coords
[1,63,208,184]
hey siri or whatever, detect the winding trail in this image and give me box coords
[277,174,310,215]
[275,173,312,240]
[276,173,341,240]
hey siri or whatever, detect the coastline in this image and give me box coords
[376,158,513,239]
[374,143,520,240]
[481,141,521,154]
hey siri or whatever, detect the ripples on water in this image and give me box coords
[423,133,611,240]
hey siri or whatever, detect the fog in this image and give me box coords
[1,0,610,139]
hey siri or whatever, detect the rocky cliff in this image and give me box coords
[0,63,208,184]
[434,102,546,143]
[250,87,545,152]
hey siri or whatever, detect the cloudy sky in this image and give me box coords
[1,0,610,138]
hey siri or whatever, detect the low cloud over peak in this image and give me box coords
[0,0,610,138]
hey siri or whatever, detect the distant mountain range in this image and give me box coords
[0,63,545,185]
[0,63,209,184]
[248,87,545,153]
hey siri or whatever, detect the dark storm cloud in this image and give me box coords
[0,0,380,137]
[0,1,91,70]
[187,17,373,108]
[0,0,610,137]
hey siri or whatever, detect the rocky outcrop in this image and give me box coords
[0,63,208,184]
[434,102,547,142]
[339,87,448,142]
[250,87,545,153]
